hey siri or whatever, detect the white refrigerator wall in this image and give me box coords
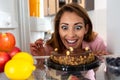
[107,0,120,54]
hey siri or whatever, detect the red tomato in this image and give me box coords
[8,46,21,58]
[0,51,11,72]
[68,75,79,80]
[0,32,16,52]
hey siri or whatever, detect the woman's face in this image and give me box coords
[59,12,88,49]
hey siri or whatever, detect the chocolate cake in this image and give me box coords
[50,47,95,66]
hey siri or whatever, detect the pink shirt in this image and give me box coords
[82,34,107,52]
[82,34,107,80]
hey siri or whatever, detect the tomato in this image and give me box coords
[68,75,79,80]
[7,46,21,58]
[0,32,16,52]
[0,51,11,72]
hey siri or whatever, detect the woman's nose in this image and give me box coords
[67,29,76,37]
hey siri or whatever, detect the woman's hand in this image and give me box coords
[30,39,45,56]
[95,50,108,56]
[94,51,109,62]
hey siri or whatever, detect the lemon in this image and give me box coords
[4,59,36,80]
[12,52,34,64]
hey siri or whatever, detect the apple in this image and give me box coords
[8,46,21,58]
[0,32,16,52]
[0,51,11,72]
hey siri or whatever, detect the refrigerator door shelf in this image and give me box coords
[30,17,52,32]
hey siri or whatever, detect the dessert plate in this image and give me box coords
[45,56,101,71]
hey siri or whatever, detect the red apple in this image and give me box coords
[0,32,16,52]
[0,51,11,72]
[8,46,21,58]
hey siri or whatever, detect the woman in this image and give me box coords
[30,3,108,80]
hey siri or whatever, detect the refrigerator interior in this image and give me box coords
[0,0,54,53]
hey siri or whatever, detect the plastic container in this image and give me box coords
[45,56,101,80]
[45,68,90,80]
[105,55,120,80]
[33,55,101,80]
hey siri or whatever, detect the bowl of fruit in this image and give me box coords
[105,55,120,80]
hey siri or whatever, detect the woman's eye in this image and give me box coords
[61,26,68,30]
[75,25,82,30]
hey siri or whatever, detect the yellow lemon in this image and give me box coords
[12,52,34,64]
[4,59,36,80]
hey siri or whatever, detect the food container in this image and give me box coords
[32,55,101,80]
[45,68,90,80]
[44,56,101,80]
[105,55,120,80]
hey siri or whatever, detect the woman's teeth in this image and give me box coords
[67,40,76,44]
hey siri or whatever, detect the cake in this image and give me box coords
[50,47,95,66]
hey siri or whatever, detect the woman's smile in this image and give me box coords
[66,39,78,46]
